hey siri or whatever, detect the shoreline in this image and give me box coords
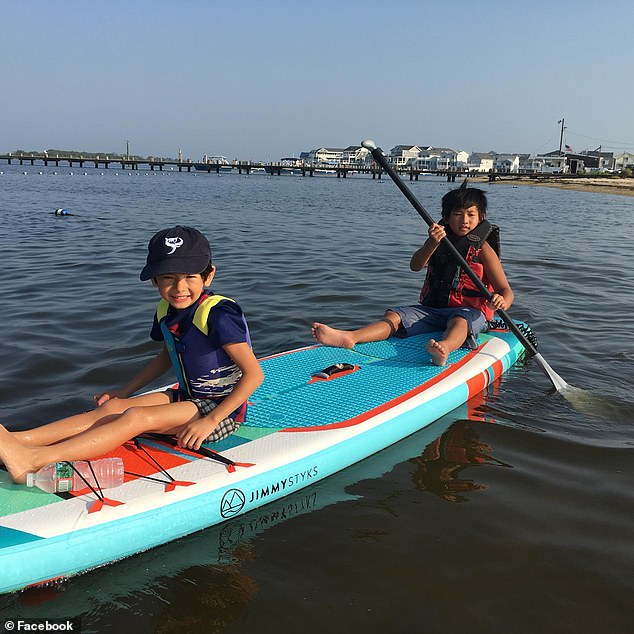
[473,175,634,197]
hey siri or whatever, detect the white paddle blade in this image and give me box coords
[532,353,569,392]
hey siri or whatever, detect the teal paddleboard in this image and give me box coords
[0,324,527,593]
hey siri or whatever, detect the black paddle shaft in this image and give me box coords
[367,144,539,358]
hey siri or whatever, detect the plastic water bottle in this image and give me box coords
[25,458,125,493]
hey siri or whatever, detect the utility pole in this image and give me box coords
[557,119,566,155]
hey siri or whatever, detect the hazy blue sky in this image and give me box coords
[2,0,632,161]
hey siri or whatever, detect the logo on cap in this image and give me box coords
[165,237,184,254]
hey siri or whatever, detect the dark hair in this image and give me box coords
[152,260,213,282]
[441,186,488,220]
[200,260,214,279]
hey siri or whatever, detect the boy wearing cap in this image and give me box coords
[311,186,514,366]
[0,226,263,484]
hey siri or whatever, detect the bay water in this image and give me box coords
[0,165,632,633]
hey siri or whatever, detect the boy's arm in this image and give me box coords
[176,342,264,450]
[410,224,446,271]
[95,346,172,406]
[480,242,514,311]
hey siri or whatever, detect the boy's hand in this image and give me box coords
[488,293,507,312]
[428,223,446,244]
[176,418,216,451]
[94,390,128,407]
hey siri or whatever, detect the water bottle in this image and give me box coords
[25,458,125,493]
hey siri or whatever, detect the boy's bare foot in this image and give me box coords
[0,425,38,484]
[427,339,449,366]
[311,322,355,349]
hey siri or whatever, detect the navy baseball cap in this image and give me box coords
[140,226,212,280]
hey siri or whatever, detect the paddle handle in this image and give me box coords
[362,139,539,358]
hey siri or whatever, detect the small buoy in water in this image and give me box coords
[54,208,72,216]
[23,171,28,175]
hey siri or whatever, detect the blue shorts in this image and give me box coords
[388,305,488,350]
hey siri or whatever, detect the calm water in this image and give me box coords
[1,165,633,633]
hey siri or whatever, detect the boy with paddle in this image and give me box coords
[0,226,263,484]
[312,185,514,366]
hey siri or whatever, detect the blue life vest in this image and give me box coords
[157,294,250,421]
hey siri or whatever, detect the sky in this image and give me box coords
[2,0,633,162]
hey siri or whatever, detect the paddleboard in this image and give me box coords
[0,322,529,593]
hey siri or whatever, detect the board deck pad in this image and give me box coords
[247,332,484,430]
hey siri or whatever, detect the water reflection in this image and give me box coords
[408,378,512,503]
[151,560,258,634]
[409,420,510,502]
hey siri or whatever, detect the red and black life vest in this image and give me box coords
[419,220,500,321]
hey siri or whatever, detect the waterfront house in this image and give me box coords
[412,147,468,171]
[530,151,568,174]
[307,148,346,165]
[580,150,615,171]
[615,152,634,171]
[493,154,521,173]
[388,145,469,171]
[428,147,468,171]
[517,154,532,173]
[467,153,495,173]
[564,151,602,174]
[388,145,425,167]
[341,145,372,165]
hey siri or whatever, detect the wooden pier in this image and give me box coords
[0,152,496,182]
[0,153,203,172]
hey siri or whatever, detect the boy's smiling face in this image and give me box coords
[447,205,481,236]
[153,269,215,310]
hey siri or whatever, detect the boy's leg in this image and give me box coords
[0,400,199,483]
[13,392,172,447]
[427,316,469,366]
[311,310,401,349]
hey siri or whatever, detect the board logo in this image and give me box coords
[220,488,246,518]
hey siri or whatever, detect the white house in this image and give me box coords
[493,154,521,173]
[468,153,495,173]
[455,149,470,168]
[529,151,568,174]
[341,145,371,165]
[307,148,346,165]
[615,152,634,170]
[388,145,424,167]
[389,145,469,170]
[517,154,532,173]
